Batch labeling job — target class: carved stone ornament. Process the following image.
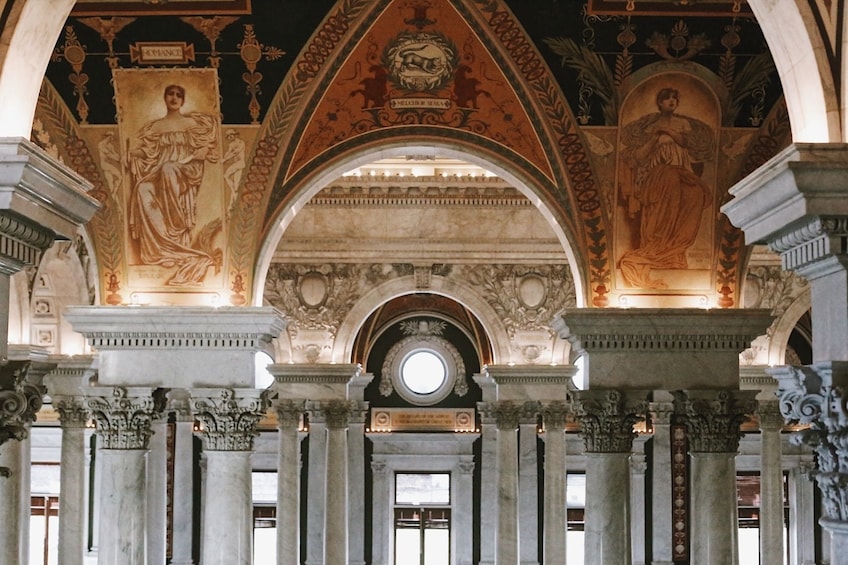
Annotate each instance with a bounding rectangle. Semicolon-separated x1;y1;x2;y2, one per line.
769;362;848;521
85;386;167;450
673;389;758;453
541;401;570;431
274;399;304;429
317;399;355;430
768;216;848;277
0;362;45;449
488;400;524;431
52;395;90;428
572;389;648;453
192;388;269;451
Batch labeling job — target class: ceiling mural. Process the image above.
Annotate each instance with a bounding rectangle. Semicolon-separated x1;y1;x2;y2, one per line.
34;0;787;310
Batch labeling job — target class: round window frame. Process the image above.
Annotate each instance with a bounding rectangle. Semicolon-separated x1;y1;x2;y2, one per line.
382;335;463;406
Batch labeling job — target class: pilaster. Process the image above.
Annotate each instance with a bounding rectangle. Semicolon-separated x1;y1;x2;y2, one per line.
541;401;570;565
757;400;786;565
274;399;304;565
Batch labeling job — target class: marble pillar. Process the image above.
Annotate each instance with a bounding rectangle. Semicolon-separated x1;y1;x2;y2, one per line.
573;389;648;565
305;415;326;565
86;386;165;565
630;437;648;565
275;400;303;565
169;390;196;565
321;400;352;565
788;460;816;565
758;401;786;564
674;389;757;565
192;388;268;565
53;395;89;565
519;415;539;565
478;411;498;565
370;459;390;565
346;371;371;565
490;401;522;564
541;402;569;565
648;396;675;565
147;415;168;565
457;456;475;565
772;362;848;559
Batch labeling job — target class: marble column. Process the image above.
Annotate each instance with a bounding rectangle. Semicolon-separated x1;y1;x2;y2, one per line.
758;400;786;564
305;414;326;565
541;402;569;565
456;456;475;565
648;396;675;565
674;389;757;565
630;437;648;565
0;361;45;565
147;415;168;564
370;459;390;565
169;389;196;565
573;389;648;565
44;355;96;565
788;459;817;565
192;388;268;565
346;372;371;565
85;386;165;565
489;401;522;564
53;395;89;565
275;400;303;565
519;412;539;565
320;400;352;565
478;409;498;565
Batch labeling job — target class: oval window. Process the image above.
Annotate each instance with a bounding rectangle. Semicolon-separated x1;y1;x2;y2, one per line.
401;350;447;395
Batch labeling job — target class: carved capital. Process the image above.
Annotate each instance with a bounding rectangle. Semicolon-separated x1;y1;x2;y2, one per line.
192;388;269;451
673;389;757;453
770;362;848;520
0;360;44;449
317;399;355;430
573;389;647;453
757;400;785;432
86;387;166;450
52;395;89;429
649;401;676;426
541;401;570;431
274;399;304;430
480;401;524;431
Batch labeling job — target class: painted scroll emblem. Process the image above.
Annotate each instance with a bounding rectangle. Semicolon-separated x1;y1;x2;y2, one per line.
384;31;457;92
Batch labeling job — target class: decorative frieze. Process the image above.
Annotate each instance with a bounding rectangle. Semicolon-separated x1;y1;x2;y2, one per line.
770;362;848;521
672;389;758;453
768;217;848;278
572;389;647;453
86;386;166;450
192;388;269;451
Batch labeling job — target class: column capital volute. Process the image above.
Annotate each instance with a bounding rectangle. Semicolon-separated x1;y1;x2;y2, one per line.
85;386;167;450
673;389;758;453
572;389;648;453
0;360;45;446
311;399;356;430
191;388;269;451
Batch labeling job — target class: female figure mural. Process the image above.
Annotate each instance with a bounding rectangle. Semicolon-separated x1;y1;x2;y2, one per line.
127;84;222;286
618;87;715;289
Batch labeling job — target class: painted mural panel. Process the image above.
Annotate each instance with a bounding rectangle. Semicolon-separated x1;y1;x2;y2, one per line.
615;73;718;294
113;68;226;295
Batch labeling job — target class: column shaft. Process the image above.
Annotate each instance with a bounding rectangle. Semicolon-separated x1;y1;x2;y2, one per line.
347;408;367;565
325;424;348;565
478;420;497;565
690;452;738;565
276;402;302;565
456;457;475;565
305;420;326;565
171;418;196;565
630;449;647;565
98;449;147;565
585;452;631;565
146;419;167;565
370;460;390;565
543;423;567;564
0;440;25;565
497;424;519;564
788;465;816;565
58;424;87;565
759;403;785;565
203;451;253;565
649;401;674;565
519;421;539;565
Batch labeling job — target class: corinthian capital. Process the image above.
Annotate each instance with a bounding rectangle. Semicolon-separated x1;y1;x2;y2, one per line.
85;386;166;450
572;389;648;453
541;401;570;431
673;389;757;453
192;388;269;451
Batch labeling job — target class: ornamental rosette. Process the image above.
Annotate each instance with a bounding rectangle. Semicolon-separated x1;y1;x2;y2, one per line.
192;388;269;451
